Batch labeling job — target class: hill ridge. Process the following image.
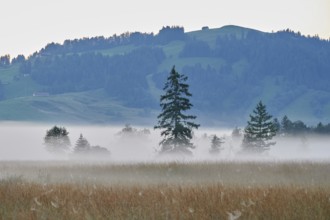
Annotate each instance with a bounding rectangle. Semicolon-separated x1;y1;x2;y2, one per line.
0;25;329;125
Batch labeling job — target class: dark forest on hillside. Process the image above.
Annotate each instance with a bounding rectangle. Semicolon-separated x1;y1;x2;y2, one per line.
1;26;330;124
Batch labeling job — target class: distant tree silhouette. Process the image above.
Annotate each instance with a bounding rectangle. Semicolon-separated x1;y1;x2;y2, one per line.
11;55;25;65
0;55;10;66
231;127;242;139
117;124;150;139
73;134;91;153
209;135;224;154
44;126;71;154
73;134;110;157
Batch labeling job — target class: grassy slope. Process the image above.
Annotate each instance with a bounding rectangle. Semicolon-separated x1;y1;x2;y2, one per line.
0;25;329;124
0;89;152;124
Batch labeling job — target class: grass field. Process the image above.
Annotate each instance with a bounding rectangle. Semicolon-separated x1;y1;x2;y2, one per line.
0;161;329;219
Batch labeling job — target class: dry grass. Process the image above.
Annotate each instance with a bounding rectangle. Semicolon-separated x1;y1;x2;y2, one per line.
0;161;330;219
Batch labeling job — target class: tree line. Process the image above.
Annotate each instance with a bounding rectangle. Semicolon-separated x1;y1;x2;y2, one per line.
25;47;165;107
277;116;330;136
36;26;185;56
45;66;330;158
44;125;110;158
153;66;330;154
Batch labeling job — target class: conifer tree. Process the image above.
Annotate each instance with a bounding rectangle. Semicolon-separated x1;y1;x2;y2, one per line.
154;66;200;154
73;134;91;153
281;115;293;135
73;134;110;158
209;135;224;154
242;101;277;152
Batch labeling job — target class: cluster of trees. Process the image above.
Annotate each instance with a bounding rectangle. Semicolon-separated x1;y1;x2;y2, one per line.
154;67;278;155
155;66;330;156
0;55;9;100
278;116;330;136
0;54;27;67
26;47;165;107
73;134;110;157
0;55;11;67
171;29;330;121
44;126;109;158
36;26;185;56
44;66;330;157
117;124;150;139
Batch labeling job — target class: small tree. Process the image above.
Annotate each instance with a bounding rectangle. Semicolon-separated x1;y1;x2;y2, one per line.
280;115;293;135
231;127;242;140
73;134;91;153
242;101;277;152
118;124;150;139
154;66;200;155
209;135;224;154
73;134;110;157
44;126;71;154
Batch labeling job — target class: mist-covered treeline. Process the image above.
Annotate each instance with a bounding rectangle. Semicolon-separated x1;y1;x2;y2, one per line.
277;115;330;136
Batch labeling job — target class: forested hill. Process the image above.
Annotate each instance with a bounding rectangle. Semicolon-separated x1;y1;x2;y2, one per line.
0;25;330;125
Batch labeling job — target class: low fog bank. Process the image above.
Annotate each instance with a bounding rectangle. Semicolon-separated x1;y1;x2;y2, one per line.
0;122;329;162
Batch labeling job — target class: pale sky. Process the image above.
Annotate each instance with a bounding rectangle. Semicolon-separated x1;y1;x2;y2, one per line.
1;0;329;57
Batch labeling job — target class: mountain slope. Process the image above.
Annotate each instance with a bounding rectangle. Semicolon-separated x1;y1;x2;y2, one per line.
0;25;329;125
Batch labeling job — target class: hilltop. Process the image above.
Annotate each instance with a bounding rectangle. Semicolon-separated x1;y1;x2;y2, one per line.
0;25;329;126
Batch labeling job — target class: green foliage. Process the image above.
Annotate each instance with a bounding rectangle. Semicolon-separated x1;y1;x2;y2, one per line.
155;66;200;154
44;126;71;153
242;101;277;152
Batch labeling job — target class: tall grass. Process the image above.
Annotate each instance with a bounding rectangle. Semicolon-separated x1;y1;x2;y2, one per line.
0;161;329;219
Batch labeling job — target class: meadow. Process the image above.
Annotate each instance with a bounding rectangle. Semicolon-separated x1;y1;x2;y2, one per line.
1;161;330;219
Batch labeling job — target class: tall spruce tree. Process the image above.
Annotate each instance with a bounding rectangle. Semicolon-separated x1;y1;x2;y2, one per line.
242;101;277;152
155;66;200;154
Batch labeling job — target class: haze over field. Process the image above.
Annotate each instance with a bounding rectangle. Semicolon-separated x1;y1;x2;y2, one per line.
0;122;329;162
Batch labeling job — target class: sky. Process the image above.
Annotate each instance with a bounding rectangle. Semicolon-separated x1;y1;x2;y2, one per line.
1;0;329;57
